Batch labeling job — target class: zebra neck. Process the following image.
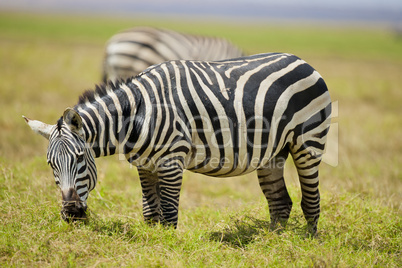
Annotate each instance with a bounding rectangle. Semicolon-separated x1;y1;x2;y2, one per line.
76;82;144;158
80;111;117;158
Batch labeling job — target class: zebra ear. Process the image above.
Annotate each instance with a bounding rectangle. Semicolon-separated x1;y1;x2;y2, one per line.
23;116;53;140
63;108;83;136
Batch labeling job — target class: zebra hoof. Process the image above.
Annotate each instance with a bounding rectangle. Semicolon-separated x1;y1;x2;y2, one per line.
305;223;318;238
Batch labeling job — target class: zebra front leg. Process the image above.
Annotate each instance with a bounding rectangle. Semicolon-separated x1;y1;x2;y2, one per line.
138;168;161;225
157;158;184;228
257;155;292;231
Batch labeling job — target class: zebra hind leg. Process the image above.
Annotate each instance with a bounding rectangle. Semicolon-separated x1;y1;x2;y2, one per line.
290;99;331;236
138;169;161;225
290;144;323;236
257;152;292;231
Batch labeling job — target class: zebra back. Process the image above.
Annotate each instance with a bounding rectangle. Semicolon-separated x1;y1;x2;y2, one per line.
102;27;244;82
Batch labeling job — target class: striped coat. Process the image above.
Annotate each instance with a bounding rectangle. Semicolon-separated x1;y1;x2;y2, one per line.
25;53;331;234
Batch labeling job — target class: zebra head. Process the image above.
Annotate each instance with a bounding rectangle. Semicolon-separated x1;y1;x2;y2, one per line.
23;108;97;222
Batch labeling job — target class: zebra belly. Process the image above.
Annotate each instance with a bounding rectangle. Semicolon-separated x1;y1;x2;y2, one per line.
187;158;262;178
185;116;276;177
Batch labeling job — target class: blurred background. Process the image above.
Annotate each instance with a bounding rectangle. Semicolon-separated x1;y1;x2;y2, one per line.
1;0;402;24
0;0;401;210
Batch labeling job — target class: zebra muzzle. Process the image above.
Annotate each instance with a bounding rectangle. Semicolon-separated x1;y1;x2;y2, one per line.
61;200;87;222
61;188;87;222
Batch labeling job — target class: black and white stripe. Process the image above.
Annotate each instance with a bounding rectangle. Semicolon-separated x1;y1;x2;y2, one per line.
26;53;331;234
102;27;244;82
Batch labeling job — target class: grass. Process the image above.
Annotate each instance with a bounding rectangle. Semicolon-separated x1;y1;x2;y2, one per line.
1;157;401;267
1;158;401;266
0;12;401;267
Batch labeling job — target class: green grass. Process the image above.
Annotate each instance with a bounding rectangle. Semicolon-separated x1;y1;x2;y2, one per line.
0;12;401;267
1;158;401;267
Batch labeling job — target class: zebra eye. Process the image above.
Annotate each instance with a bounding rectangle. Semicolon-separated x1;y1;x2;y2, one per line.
77;153;84;162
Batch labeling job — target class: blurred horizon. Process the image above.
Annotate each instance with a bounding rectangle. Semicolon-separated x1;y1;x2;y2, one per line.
1;0;401;26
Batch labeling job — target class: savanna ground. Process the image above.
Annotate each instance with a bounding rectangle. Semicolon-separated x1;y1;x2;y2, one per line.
0;12;401;267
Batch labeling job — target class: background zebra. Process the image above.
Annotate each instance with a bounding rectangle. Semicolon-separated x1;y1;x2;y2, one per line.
25;53;331;235
102;26;244;82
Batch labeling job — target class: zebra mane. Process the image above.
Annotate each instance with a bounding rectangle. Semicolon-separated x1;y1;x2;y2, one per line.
76;66;155;107
77;79;127;106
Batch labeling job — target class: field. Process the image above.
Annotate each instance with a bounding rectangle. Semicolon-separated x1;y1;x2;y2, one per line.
0;12;401;267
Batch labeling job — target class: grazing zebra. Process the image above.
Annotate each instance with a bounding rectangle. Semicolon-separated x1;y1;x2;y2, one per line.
102;26;244;82
24;53;331;234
